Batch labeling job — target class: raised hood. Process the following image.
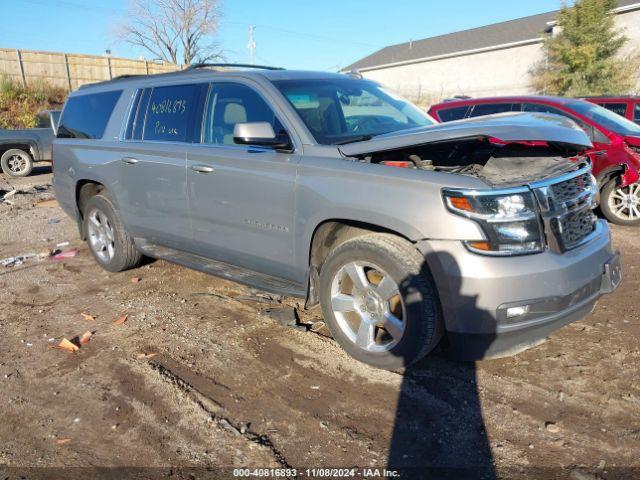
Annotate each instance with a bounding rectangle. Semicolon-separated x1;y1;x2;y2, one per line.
338;112;593;157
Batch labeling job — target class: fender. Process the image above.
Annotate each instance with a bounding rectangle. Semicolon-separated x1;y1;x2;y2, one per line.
596;163;639;188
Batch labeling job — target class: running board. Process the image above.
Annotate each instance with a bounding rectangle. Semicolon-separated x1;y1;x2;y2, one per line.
134;239;306;298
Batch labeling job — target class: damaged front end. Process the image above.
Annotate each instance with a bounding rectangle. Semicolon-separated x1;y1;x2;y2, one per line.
338;112;594;188
338;113;601;257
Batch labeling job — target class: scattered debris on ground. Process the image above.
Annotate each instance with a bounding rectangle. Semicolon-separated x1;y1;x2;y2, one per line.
1;171;638;475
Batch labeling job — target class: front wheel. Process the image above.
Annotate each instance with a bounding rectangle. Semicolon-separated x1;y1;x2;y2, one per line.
601;181;640;226
1;149;33;177
318;233;443;370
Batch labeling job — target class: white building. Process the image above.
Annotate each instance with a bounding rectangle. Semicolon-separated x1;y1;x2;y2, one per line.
343;1;640;103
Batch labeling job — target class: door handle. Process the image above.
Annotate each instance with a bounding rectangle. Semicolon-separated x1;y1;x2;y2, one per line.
122;157;139;165
191;165;215;174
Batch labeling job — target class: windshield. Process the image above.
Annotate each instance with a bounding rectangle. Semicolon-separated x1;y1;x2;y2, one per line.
273;78;435;145
567;100;640;137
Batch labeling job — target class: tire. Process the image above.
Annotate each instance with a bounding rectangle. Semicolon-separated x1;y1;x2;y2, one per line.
1;149;33;177
600;180;640;226
318;233;443;370
83;193;143;272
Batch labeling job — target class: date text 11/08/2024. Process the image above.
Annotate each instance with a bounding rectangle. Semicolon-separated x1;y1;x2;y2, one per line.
232;468;401;477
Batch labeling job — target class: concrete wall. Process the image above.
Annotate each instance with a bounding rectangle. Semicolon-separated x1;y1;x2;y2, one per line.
362;43;544;104
360;8;640;104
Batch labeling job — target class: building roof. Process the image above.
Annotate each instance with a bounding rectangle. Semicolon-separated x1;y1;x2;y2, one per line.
345;0;640;71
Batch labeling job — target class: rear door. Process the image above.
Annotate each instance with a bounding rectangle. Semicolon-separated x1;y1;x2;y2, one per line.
119;83;207;249
185;81;300;281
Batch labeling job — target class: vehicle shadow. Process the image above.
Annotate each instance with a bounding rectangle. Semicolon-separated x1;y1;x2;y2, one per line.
387;252;497;479
31;163;52;176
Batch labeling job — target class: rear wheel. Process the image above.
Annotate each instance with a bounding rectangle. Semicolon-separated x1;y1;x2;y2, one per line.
1;149;33;177
83;193;143;272
319;233;443;370
601;181;640;226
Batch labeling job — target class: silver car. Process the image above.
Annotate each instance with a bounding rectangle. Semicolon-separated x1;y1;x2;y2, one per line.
52;65;621;369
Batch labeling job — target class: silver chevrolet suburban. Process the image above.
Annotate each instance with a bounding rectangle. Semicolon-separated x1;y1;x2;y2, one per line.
52;65;622;369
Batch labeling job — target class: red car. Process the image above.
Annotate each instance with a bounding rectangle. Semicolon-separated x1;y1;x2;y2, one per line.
428;96;640;225
584;96;640;125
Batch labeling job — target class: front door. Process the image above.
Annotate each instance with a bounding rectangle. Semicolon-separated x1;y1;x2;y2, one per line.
186;82;300;282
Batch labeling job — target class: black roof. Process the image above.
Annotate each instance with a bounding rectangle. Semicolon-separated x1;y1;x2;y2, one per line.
345;0;640;71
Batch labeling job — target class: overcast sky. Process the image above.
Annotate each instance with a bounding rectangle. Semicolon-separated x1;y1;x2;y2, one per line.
1;0;569;70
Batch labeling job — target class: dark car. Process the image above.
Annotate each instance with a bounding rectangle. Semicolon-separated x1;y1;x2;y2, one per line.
583;96;640;125
0;110;60;177
429;97;640;225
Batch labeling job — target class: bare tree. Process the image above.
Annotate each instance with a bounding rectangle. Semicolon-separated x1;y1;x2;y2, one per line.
115;0;223;65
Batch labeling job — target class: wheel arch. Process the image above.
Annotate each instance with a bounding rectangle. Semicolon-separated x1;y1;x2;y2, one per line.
0;141;39;161
75;180;108;240
597;163;639;189
305;219;417;308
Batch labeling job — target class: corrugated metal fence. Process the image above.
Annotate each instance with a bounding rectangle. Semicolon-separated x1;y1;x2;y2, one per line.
0;48;181;90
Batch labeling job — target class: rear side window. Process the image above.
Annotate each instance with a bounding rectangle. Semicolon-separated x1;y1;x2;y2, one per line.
634;103;640;124
599;102;627;117
468;103;519;118
143;84;207;142
57;90;122;139
436;106;469;122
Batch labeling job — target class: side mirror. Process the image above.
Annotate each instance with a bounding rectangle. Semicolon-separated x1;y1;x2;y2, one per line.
233;122;291;150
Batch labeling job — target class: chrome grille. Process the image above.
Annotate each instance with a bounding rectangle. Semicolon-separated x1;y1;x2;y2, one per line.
532;165;598;252
556;208;597;249
548;172;593;205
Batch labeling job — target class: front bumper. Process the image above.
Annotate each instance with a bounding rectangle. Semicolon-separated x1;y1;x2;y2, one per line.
417;220;621;360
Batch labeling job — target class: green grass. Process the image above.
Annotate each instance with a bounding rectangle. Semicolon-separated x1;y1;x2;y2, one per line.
0;76;66;129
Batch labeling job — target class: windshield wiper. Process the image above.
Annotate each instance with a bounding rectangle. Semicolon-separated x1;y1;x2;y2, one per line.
334;135;373;145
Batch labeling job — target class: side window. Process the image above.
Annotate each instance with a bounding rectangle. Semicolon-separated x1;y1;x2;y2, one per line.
202;83;284;146
437;106;469;122
634;103;640;124
468;103;516;118
143;84;205;142
57;90;122;139
523;103;607;144
35;113;51;129
599;102;628;117
522;103;566;116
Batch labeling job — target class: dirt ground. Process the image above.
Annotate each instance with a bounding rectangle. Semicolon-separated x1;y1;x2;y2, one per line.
0;167;638;480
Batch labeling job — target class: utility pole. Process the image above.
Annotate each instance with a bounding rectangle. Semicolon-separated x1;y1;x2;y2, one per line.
248;25;256;65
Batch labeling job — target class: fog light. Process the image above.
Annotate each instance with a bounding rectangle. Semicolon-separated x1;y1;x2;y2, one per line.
506;305;530;318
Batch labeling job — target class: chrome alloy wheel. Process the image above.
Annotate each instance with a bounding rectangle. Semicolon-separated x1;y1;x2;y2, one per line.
608;183;640;221
87;208;115;263
330;261;406;353
6;152;29;174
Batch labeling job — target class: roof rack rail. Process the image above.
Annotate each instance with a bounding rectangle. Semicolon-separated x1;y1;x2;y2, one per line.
111;74;145;81
186;63;285;71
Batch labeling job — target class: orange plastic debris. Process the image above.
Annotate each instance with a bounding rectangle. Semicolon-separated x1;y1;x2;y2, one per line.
55;438;71;445
131;277;141;284
113;315;128;325
56;338;79;353
81;313;96;321
79;331;92;345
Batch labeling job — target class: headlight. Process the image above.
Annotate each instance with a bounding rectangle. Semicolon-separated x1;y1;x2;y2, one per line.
443;189;544;256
